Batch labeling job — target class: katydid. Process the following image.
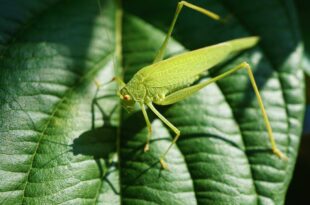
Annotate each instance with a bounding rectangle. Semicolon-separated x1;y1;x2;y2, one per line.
102;1;288;169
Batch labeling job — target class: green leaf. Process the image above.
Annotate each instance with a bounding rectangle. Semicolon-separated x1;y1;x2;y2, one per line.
0;0;305;205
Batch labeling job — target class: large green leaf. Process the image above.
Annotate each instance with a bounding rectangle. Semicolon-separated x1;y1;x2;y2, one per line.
0;0;305;204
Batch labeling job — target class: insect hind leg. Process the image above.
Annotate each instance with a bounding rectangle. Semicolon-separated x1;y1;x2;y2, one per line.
205;62;287;160
153;1;220;63
153;62;287;164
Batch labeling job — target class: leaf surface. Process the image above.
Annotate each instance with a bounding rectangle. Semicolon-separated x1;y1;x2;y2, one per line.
0;0;305;204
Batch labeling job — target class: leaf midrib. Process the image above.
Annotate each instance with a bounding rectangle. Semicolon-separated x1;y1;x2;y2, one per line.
19;51;114;203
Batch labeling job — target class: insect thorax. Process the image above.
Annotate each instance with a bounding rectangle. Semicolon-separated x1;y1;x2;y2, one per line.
125;74;166;104
126;72;199;104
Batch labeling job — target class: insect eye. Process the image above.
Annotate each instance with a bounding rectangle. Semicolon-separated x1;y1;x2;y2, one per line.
123;94;131;101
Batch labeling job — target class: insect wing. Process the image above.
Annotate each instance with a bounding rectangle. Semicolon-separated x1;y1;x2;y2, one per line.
139;37;259;88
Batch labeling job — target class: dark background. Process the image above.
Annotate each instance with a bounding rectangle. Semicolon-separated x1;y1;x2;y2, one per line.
285;0;310;204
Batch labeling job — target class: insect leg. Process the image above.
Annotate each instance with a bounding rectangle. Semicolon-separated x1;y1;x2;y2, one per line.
112;76;126;88
95;76;126;100
140;103;152;152
147;103;180;169
153;1;220;63
156;62;287;160
95;76;125;90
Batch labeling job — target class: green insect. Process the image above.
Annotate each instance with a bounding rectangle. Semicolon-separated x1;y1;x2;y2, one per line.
102;1;287;169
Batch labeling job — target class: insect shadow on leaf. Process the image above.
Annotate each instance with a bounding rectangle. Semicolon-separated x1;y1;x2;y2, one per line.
70;86;121;194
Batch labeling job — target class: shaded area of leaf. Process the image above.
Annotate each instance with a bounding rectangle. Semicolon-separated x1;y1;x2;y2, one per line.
0;0;120;204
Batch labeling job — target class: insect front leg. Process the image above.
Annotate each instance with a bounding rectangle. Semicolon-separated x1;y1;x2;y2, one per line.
147;103;180;170
95;76;126;99
153;1;220;63
140;103;152;152
95;76;125;91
